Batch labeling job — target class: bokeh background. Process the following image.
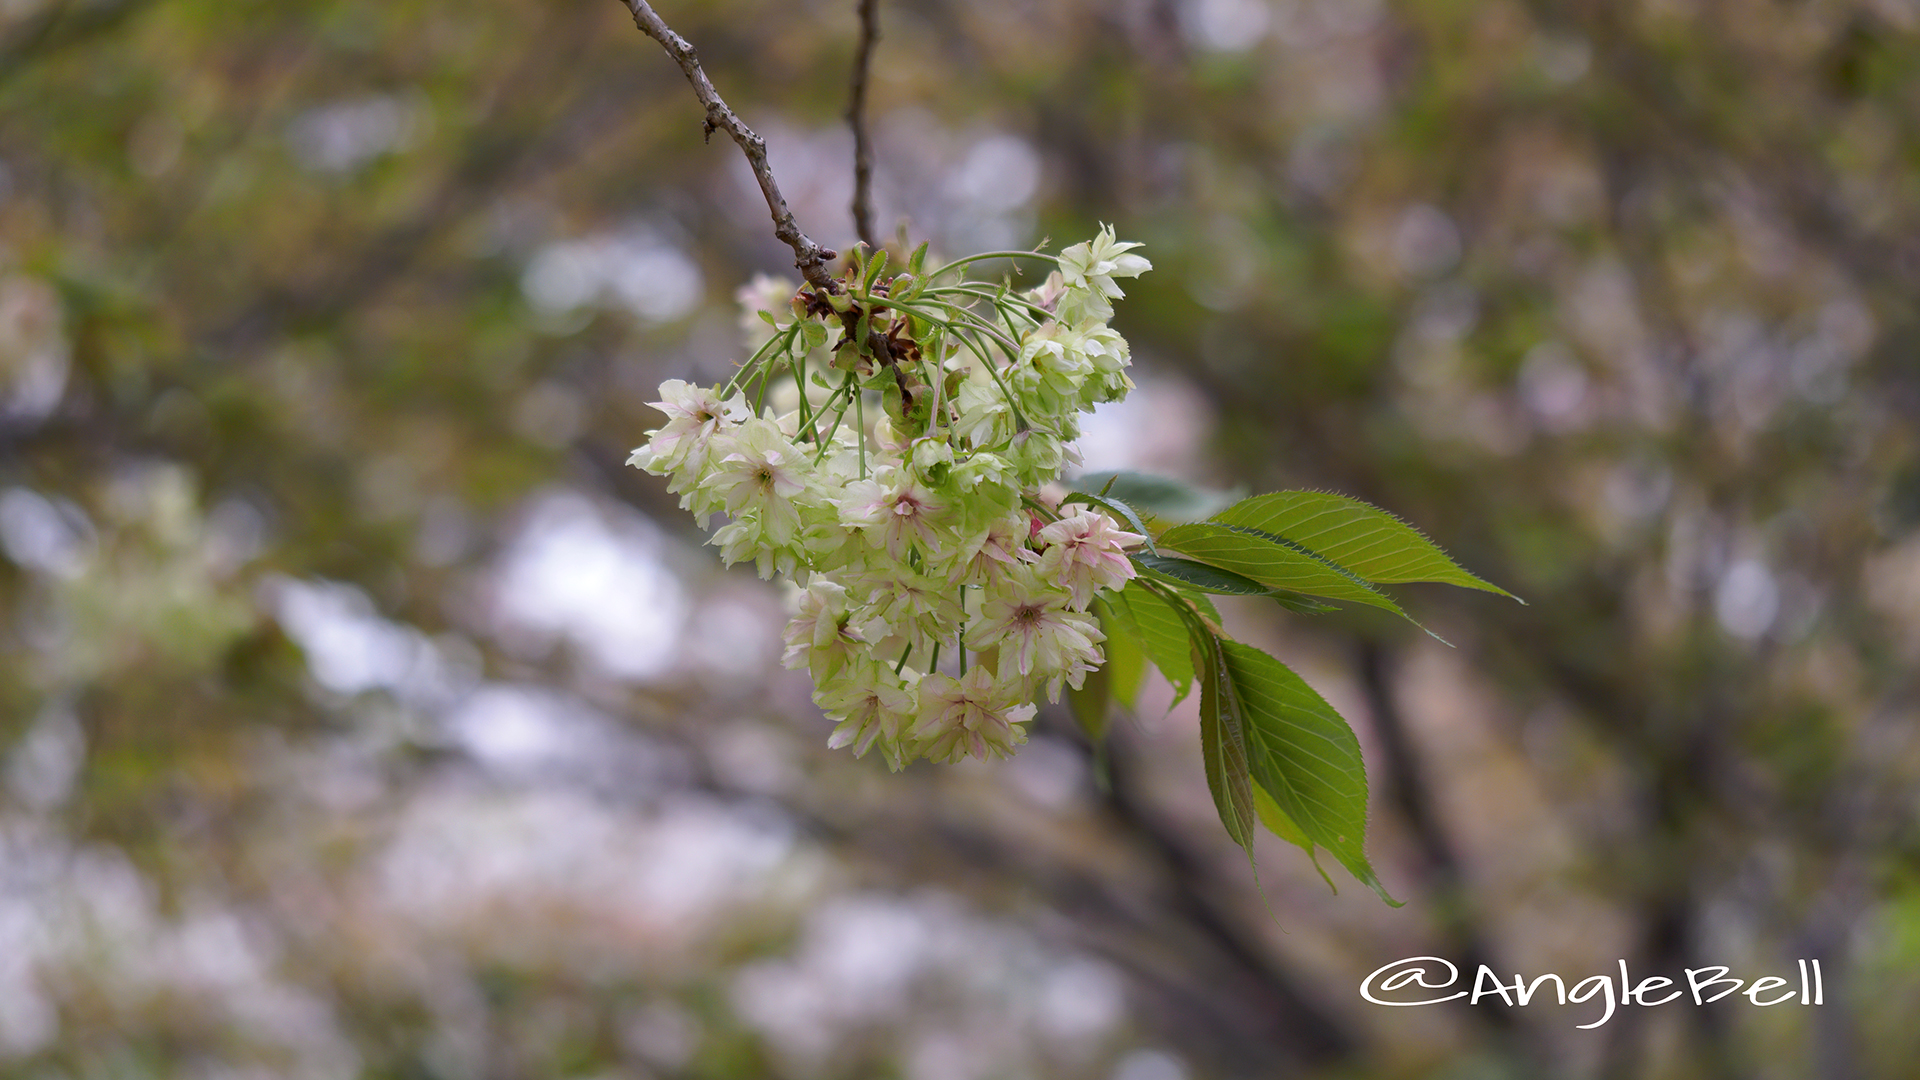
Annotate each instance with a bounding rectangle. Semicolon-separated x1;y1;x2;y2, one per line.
4;0;1919;1077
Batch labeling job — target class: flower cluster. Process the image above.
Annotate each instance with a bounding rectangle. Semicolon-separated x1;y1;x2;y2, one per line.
629;229;1151;768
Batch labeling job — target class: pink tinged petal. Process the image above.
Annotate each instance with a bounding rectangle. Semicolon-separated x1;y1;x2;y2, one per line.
781;638;810;671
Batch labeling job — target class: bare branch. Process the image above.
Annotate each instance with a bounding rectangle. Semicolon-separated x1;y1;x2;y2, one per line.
847;0;881;249
615;0;840;291
617;0;917;401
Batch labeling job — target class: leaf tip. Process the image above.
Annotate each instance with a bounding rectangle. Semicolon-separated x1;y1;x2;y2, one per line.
1356;869;1404;907
1245;855;1292;933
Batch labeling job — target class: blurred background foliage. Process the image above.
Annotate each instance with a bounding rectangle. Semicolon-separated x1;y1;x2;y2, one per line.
2;0;1919;1077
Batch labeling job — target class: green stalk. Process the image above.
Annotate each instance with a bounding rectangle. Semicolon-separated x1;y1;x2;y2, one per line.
927;352;947;435
721;323;800;399
860;294;1021;356
793;346;815;438
1021;494;1064;523
926;283;1052;324
927;250;1061;280
813;373;858;464
976;342;1030;432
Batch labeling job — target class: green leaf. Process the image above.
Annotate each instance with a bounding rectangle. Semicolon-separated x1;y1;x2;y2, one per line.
1196;633;1257;854
1132;552;1274;597
1212;490;1519;601
1129;569;1223;625
1131;554;1330;617
863;248;889;291
1069;471;1240;522
908;240;930;277
1093;594;1146;712
1157;522;1432;634
854;310;875;357
1266;591;1339;616
1060;491;1156;553
1221;640;1401;906
1253;785;1336;893
1066;649;1112;744
1113;580;1196;707
1179;588;1223;625
1142;576;1243;644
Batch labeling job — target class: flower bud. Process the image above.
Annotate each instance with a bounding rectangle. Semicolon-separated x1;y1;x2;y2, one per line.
912;437;954;485
1009;430;1065;482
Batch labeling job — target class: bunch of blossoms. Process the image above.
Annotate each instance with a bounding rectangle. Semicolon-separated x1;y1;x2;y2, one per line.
629;229;1152;770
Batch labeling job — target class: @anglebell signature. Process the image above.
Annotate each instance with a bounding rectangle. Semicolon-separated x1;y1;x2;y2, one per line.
1360;955;1825;1029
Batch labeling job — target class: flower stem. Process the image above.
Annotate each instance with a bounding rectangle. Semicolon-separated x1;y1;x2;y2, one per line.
859;294;1021;356
793;346;815;437
1021;494;1063;522
927;283;1051;323
977;347;1030;431
722;323;799;399
927;250;1061;280
813;373;858;463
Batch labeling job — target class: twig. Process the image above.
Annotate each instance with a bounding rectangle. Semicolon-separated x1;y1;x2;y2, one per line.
615;0;841;292
616;0;912;385
847;0;881;249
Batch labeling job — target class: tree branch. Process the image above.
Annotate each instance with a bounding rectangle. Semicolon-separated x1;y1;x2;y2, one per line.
847;0;881;249
616;0;906;391
1357;643;1537;1066
615;0;840;292
1026;708;1355;1068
